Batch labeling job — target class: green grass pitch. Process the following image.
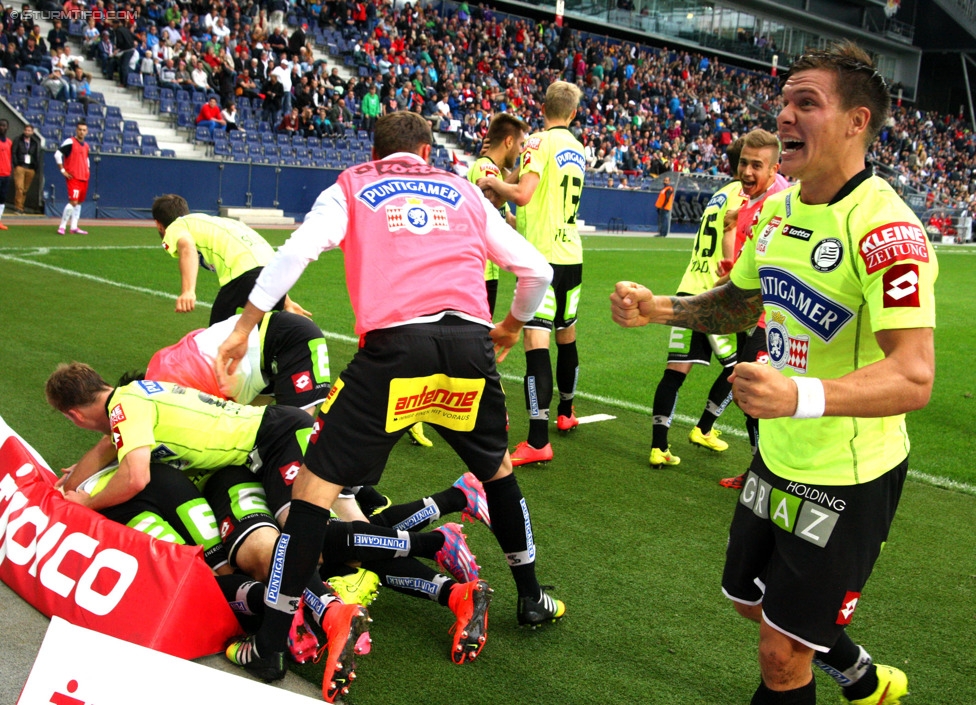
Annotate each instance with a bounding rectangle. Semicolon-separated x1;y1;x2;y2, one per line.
1;226;974;704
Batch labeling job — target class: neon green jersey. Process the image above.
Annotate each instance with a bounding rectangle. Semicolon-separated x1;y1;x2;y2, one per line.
516;126;584;265
731;174;938;485
161;213;277;286
107;379;266;489
677;181;746;294
468;155;506;281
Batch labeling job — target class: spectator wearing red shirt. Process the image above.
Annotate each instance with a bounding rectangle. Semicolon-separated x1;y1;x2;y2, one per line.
195;96;226;141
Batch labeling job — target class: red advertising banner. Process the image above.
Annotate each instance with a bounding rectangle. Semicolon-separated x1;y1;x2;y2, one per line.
0;416;241;660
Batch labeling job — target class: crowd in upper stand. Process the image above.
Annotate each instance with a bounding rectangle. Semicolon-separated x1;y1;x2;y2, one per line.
2;0;974;214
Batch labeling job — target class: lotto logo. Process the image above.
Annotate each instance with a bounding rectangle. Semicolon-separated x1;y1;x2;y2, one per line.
836;591;860;625
292;371;312;393
220;517;234;539
279;462;301;485
883;264;920;308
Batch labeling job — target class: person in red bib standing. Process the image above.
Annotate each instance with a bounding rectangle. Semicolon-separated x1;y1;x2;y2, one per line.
54;119;90;235
0;119;11;230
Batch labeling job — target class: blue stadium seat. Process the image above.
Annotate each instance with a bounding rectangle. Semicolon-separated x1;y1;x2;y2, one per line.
195;125;214;143
143;84;160;104
228;130;244;143
88;92;105;105
213;141;232;158
142;135;158;149
102;129;122;146
123;120;140;134
66;102;85;118
121;143;140;155
159;96;176;116
126;73;143;88
105;116;122;131
306;136;321;149
106;106;122;119
122;132;140;147
160;149;176;157
87;104;105;118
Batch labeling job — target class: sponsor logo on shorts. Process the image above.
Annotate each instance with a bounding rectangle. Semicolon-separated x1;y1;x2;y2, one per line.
782;224;813;241
811;238;843;272
386;575;439;596
109;404;126;426
137;380;165;395
112;427;123;450
319;378;344;416
220;517;234;539
292;371;312;393
739;471;841;547
386;374;485;433
279;462;301;486
859;222;929;274
266;534;290;604
355;178;463;210
766;312;809;373
836;591;860;625
882;264;920;308
392;503;438;530
759;267;853;342
353;534;409;551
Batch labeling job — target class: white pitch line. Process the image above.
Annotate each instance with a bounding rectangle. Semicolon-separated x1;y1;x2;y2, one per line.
5;249;975;496
576;413;616;424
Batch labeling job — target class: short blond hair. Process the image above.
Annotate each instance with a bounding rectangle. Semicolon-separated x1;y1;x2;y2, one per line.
741;129;781;160
543;81;582;121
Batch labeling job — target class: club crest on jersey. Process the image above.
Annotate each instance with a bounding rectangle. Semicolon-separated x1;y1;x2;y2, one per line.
811;238;844;272
756;217;781;255
554;149;586;172
386;198;449;234
356;178;463;211
759;266;853;342
766;311;809;373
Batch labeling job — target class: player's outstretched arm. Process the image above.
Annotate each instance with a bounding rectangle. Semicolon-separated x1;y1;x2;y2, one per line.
175;236;199;313
216;301;266;381
611;280;762;334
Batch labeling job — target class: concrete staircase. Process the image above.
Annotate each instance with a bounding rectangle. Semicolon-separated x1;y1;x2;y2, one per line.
219;206;294;226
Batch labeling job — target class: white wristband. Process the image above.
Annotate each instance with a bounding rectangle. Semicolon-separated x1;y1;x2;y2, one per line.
791;377;825;419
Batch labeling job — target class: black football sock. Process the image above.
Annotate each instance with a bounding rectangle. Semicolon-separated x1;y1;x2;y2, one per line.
697;367;733;434
255;499;332;656
524;348;552;448
369;488;465;530
652;368;685;449
363;557;453;604
555;340;578;418
814;631;877;700
750;678;816;704
215;573;265;632
484;473;540;598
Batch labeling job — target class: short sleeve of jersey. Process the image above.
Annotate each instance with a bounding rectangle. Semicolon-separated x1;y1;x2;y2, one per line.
108;386;157;463
850;187;938;333
161;219;192;258
519;131;548;181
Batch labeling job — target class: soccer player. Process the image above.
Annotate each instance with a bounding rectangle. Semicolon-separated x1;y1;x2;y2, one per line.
478;80;585;465
151;194;311;325
646;138;746;469
147;310;332;412
611;41;936;705
716;129;791;489
54;119;90;235
468;113;527;317
215;111;561;687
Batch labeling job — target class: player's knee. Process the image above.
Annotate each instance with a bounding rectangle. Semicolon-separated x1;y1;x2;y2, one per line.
733;601;762;623
235;525;281;583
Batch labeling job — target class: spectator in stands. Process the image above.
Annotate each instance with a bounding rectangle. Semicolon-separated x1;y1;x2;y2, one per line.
261;73;284;125
312;105;332;138
12;123;39;214
2;42;20;79
69;67;93;113
196;96;226;141
329;96;353;135
47;18;67;52
190;57;211;92
271;56;293;115
288;22;308;56
112;19;137;87
222;101;242;133
276;106;299;135
96;30;115;78
361;83;381;134
19;36;49;79
655;176;675;237
41;67;70;100
298;105;316;138
235;68;260;100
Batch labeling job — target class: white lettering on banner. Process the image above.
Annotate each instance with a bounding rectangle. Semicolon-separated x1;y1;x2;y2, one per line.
0;475;140;615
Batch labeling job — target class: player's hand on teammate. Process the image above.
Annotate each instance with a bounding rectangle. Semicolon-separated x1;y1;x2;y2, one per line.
175;291;197;313
283;296;313;319
729;362;798;419
215;328;249;383
610;281;656;328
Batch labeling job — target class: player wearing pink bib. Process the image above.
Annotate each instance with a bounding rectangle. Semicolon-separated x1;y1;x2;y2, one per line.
54;120;90;235
216;112;560;696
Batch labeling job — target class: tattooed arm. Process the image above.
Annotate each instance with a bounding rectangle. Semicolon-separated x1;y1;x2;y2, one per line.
610;280;763;334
